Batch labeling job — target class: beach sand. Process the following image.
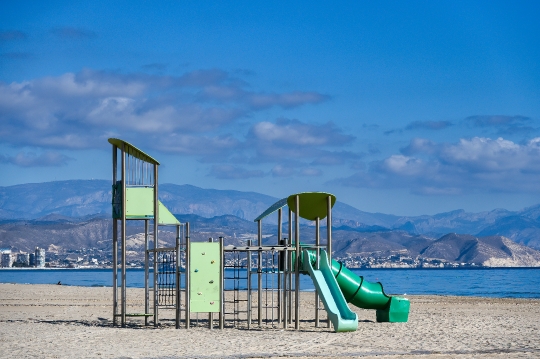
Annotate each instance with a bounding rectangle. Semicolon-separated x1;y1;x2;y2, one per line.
1;283;539;358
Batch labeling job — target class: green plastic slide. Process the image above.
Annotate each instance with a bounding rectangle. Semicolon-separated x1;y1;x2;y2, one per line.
302;249;410;323
328;255;410;322
302;249;358;332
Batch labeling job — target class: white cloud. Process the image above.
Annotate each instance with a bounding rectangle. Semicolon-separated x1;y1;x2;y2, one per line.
0;69;329;151
439;137;533;172
334;137;540;195
154;134;241;156
251;118;352;146
271;165;296;177
380;155;429;176
248;92;329;109
0;69;362;181
0;151;74;167
401;138;437;155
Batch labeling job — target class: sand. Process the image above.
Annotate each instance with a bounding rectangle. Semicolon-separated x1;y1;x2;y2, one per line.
1;283;539;359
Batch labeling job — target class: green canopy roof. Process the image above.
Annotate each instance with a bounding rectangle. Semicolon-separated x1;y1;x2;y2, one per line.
108;138;160;165
254;192;337;222
287;192;336;220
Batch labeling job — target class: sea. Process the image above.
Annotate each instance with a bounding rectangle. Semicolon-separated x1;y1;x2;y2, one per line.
1;267;540;298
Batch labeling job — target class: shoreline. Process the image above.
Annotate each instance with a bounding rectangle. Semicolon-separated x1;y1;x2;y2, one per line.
2;281;540;300
1;283;540;358
3;266;540;270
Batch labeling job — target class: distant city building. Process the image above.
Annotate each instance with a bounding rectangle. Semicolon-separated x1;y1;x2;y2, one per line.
35;247;46;268
1;249;13;268
16;253;30;266
29;253;35;266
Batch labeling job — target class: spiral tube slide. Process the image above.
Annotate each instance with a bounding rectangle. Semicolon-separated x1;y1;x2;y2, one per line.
302;250;410;322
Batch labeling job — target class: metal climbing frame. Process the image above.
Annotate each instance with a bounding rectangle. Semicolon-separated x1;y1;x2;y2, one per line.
258;247;280;327
218;203;298;330
222;241;291;329
223;245;250;328
153;224;187;328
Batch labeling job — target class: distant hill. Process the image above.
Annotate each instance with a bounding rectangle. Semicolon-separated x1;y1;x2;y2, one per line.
3;215;539;267
419;233;540;267
2;180;540;250
0;180;399;225
0;180;111;219
392;208;515;235
476;215;540;249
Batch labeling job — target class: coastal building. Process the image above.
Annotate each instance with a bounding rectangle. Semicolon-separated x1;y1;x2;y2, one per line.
16;253;30;266
35;247;46;268
1;249;13;268
29;253;35;266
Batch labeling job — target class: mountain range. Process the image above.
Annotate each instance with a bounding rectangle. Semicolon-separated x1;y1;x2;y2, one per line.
1;180;540;267
1;180;540;249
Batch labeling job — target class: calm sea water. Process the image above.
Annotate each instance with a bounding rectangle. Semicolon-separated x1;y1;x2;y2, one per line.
1;268;539;298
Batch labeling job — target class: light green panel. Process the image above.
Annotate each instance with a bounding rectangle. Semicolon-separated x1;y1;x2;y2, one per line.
125;187;154;218
190;242;221;313
158;201;180;225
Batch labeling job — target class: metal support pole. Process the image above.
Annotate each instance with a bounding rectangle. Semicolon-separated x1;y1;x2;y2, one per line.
247;239;252;329
327;195;332;328
112;145;118;326
315;216;320;327
153;163;159;327
112;219;118;326
121;145;126;328
295;195;300;330
257;220;262;327
277;208;282;323
185;222;190;329
219;236;224;330
208;237;214;329
282;240;288;329
144;220;150;326
288;208;292;325
175;225;181;329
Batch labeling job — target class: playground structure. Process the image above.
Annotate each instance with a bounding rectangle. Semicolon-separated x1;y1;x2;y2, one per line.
109;138;410;332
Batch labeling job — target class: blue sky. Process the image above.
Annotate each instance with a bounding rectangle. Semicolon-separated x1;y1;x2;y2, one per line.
1;1;540;216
